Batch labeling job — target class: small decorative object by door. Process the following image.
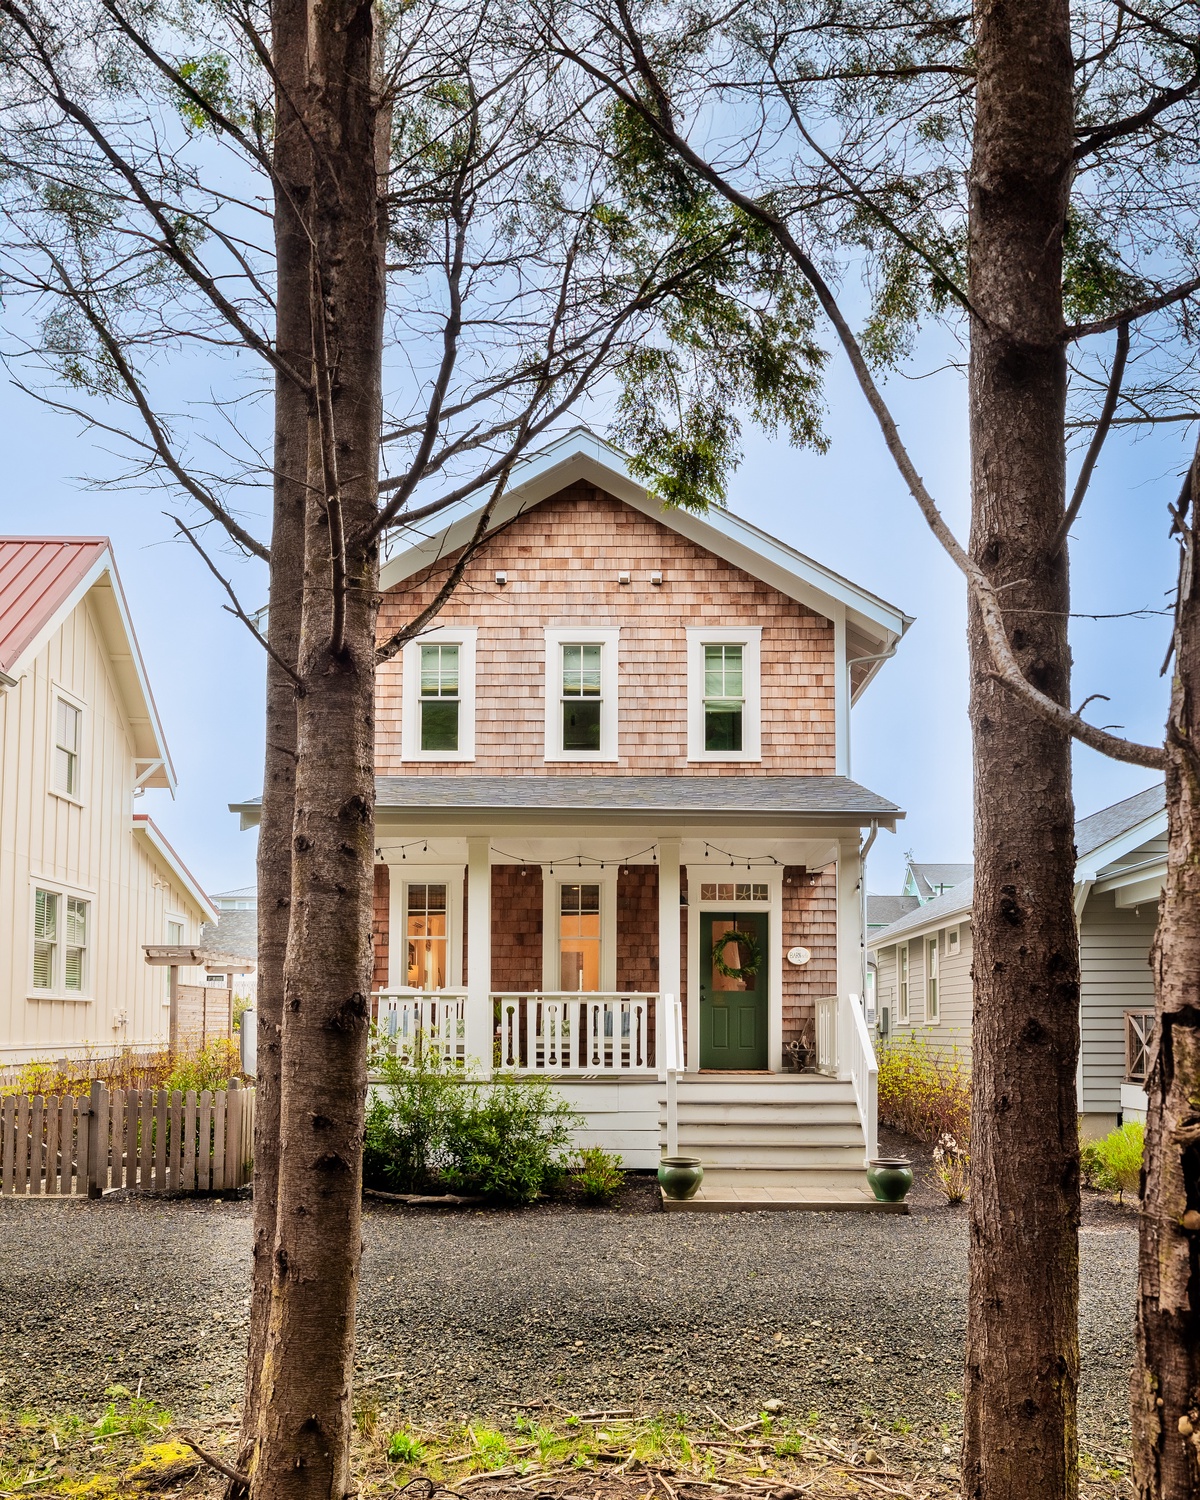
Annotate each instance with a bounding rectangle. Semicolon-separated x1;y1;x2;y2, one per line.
866;1157;914;1204
658;1156;704;1201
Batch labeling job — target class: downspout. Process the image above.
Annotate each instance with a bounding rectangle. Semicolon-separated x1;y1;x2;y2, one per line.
859;820;880;1008
845;641;900;778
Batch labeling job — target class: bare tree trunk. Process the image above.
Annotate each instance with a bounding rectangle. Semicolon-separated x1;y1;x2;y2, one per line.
250;0;386;1492
962;1;1081;1497
1133;442;1200;1500
233;0;311;1487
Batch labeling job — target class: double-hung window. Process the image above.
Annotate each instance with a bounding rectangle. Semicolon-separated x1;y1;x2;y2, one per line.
400;628;476;761
544;627;619;760
897;944;910;1024
419;644;460;751
32;887;90;995
53;695;82;798
926;936;940;1023
686;627;761;761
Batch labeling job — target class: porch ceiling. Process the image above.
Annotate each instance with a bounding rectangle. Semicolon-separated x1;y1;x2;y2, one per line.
371;774;902;829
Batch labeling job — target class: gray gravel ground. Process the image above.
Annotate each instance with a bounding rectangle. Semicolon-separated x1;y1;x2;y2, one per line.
0;1186;1136;1453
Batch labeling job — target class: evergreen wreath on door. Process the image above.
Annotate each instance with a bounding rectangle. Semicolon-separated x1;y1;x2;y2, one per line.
711;929;762;981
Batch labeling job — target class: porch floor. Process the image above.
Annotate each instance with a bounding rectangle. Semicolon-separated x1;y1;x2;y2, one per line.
661;1168;909;1213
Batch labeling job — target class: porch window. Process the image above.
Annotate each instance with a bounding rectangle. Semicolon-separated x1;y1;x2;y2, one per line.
420;644;460;752
406;883;448;990
561;644;602;752
33;888;58;990
559;884;601;992
926;936;939;1023
700;882;768;902
898;944;910;1024
703;645;744;751
54;696;82;798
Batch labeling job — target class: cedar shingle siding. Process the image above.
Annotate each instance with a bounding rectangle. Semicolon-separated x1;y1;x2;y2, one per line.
376;486;835;776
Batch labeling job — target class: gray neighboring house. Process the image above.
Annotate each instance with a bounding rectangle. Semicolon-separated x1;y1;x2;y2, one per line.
200;885;258;1003
868;783;1166;1135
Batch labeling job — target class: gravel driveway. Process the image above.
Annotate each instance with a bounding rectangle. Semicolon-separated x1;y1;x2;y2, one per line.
0;1188;1136;1451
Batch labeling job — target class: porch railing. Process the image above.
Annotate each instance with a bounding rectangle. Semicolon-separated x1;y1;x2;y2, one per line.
815;992;878;1165
373;992;467;1067
494;992;658;1074
1125;1009;1156;1085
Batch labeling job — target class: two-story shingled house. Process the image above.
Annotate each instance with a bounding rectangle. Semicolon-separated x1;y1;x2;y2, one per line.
239;430;911;1207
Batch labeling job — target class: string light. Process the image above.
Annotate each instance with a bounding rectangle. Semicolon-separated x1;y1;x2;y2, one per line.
702;842;782;868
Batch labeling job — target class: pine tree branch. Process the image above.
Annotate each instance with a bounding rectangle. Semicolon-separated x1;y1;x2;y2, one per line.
1052;319;1130;554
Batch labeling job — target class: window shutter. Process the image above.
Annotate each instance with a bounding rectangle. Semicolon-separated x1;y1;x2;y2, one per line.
33;889;58;989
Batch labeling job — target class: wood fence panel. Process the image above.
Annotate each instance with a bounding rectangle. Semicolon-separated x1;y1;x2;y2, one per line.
225;1080;241;1191
212;1090;226;1191
183;1091;197;1190
94;1085;110;1195
45;1096;60;1196
30;1097;44;1195
74;1093;89;1200
125;1089;139;1191
107;1089;122;1189
59;1097;75;1195
14;1094;29;1195
139;1091;153;1187
1;1096;13;1195
169;1091;182;1190
198;1092;212;1191
153;1092;167;1192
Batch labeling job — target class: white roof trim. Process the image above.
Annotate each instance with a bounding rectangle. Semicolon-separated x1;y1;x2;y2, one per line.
132;816;219;923
380;429;912;674
1077;809;1169;882
5;547;176;793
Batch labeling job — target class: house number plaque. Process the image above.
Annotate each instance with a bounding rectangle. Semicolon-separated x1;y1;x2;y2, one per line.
786;946;812;966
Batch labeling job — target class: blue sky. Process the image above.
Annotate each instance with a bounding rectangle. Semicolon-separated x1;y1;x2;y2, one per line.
0;324;1177;897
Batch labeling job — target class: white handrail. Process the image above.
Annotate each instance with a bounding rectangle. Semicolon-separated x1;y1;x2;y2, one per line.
839;992;879;1164
815;994;839;1074
492;992;660;1074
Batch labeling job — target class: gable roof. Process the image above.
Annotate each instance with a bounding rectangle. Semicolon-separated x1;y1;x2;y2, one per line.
867;893;921;928
1076;782;1166;862
379;428;912;702
870;781;1170;947
132;814;218;923
906;862;973;900
0;538;175;791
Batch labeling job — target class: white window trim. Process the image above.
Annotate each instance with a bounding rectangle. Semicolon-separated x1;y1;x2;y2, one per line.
685;626;762;762
28;878;94;1002
543;626;620;763
926;934;941;1025
897;943;910;1025
541;866;618;993
163;913;187;1005
946;926;961;956
49;683;86;806
387;864;464;991
400;627;477;762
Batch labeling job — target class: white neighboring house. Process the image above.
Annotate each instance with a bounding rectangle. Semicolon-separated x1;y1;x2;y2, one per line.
200;886;258;1004
869;783;1166;1135
0;537;217;1063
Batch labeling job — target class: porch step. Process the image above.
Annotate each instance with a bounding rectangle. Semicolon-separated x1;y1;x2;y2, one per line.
660;1074;867;1172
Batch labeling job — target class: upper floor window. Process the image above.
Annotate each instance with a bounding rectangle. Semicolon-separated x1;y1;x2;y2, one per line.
53;695;82;798
544;627;619;761
32;887;89;995
401;628;476;761
686;627;761;761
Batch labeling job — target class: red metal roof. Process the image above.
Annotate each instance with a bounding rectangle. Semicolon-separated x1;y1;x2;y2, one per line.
0;538;110;677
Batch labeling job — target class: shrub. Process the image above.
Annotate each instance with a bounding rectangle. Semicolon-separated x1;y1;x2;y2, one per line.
877;1037;970;1145
162;1039;243;1096
1081;1120;1143;1202
364;1039;580;1204
442;1075;578;1204
365;1045;464;1193
384;1430;425;1465
932;1133;969;1203
573;1145;624;1203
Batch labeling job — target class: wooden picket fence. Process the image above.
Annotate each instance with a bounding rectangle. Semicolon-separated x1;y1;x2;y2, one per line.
0;1080;253;1198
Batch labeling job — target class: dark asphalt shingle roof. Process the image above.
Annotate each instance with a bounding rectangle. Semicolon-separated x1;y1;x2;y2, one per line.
1075;782;1166;859
200;909;257;963
373;774;901;818
867;893;921;927
908;862;973;898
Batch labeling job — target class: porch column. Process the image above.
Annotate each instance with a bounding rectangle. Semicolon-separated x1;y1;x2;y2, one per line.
657;838;682;1068
466;837;492;1076
836;835;863;999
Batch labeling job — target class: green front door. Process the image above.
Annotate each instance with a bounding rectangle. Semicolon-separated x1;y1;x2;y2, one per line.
699;912;768;1069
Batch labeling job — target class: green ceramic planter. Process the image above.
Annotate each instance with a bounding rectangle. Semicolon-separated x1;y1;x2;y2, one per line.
866;1158;914;1204
658;1156;704;1201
